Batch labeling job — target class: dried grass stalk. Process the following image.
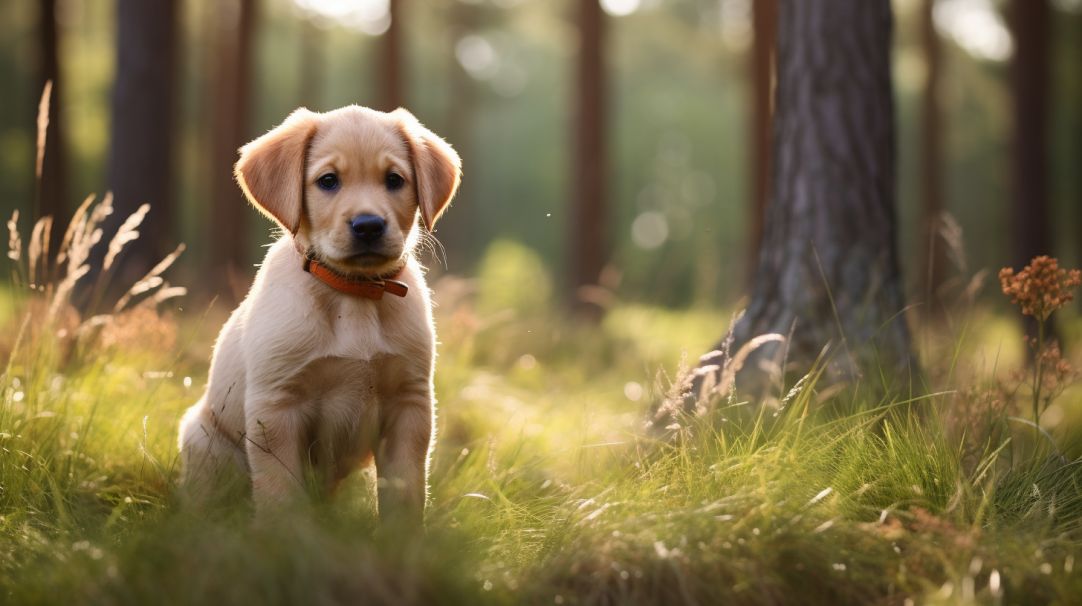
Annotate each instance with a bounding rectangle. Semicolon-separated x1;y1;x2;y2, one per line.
66;192;111;275
56;193;96;267
49;264;90;321
114;243;184;313
651;331;786;433
650;349;695;431
36;81;52;179
48;193;116;322
716;334;786;398
7;210;21;262
28;216;52;287
75;314;115;340
136;283;187;309
940;211;966;275
104;203;150;271
698;311;741;400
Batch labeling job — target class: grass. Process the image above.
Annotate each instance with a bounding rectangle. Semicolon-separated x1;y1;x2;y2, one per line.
0;244;1080;606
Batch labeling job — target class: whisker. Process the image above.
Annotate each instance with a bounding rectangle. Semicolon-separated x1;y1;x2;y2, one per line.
420;230;448;269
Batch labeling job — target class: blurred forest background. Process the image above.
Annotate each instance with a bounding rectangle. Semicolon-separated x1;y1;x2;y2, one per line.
0;0;1081;317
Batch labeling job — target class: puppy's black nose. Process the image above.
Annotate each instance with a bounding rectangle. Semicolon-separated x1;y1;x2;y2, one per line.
351;215;386;243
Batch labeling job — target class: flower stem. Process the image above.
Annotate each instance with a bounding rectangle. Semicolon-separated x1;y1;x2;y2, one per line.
1033;319;1045;447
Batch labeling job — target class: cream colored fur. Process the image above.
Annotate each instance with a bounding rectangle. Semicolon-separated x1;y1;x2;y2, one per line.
177;105;460;528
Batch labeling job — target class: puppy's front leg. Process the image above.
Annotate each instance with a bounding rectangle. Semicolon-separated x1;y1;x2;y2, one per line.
245;403;309;519
375;388;433;530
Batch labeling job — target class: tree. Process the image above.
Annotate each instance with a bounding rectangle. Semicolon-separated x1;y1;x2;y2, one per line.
919;0;948;320
106;0;177;282
569;0;608;320
1007;0;1052;308
430;0;482;272
717;0;910;388
208;0;256;300
747;0;777;286
37;0;67;257
377;0;404;112
299;16;323;111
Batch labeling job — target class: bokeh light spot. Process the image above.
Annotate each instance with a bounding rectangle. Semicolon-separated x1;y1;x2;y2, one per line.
631;212;668;250
601;0;640;17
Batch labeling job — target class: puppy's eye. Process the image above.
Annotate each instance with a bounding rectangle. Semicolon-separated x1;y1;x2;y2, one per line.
385;173;404;191
317;173;338;190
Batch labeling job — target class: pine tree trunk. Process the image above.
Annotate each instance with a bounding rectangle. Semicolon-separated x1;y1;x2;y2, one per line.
107;0;177;282
378;0;404;112
1008;0;1052;321
299;17;322;111
747;0;777;286
919;0;948;320
37;0;67;258
208;0;256;301
432;0;481;271
730;0;910;385
570;0;607;320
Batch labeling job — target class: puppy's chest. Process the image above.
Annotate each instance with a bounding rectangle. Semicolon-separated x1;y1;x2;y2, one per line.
293;303;418;398
318;298;398;359
291;355;386;407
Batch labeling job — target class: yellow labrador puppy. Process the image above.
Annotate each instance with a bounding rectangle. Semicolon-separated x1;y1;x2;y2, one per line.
178;105;460;527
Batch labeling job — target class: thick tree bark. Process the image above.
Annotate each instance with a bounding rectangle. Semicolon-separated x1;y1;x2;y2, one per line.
208;0;256;300
377;0;404;112
107;0;177;282
37;0;67;257
728;0;910;384
570;0;608;320
919;0;948;320
1008;0;1052;290
747;0;777;286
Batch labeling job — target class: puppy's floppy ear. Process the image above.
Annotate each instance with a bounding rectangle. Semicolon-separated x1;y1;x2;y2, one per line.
235;108;321;235
392;109;462;231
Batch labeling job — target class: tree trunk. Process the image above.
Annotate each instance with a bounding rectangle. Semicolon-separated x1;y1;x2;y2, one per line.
37;0;67;259
727;0;910;386
1077;13;1082;273
299;16;322;111
377;0;404;112
107;0;177;283
570;0;607;320
432;0;481;272
747;0;777;286
919;0;948;320
1008;0;1052;337
208;0;256;301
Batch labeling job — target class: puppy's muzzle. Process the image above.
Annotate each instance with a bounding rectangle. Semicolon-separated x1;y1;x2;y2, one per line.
351;215;386;245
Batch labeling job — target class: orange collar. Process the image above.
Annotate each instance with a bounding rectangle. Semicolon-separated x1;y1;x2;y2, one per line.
303;258;409;300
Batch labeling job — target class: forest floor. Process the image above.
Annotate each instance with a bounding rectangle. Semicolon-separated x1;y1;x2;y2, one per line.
1;242;1081;605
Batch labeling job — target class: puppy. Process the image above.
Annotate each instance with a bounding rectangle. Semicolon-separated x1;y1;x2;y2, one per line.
177;105;461;528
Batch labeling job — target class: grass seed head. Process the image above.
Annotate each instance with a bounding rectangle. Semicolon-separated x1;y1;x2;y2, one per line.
35;81;52;179
104;203;149;271
7;210;20;263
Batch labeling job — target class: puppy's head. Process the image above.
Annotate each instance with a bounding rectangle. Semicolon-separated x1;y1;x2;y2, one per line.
235;106;461;278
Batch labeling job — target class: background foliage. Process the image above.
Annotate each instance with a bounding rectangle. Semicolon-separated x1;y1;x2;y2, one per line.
1;0;1080;308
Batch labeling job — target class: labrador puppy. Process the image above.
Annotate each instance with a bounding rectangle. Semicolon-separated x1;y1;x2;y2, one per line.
177;105;461;528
